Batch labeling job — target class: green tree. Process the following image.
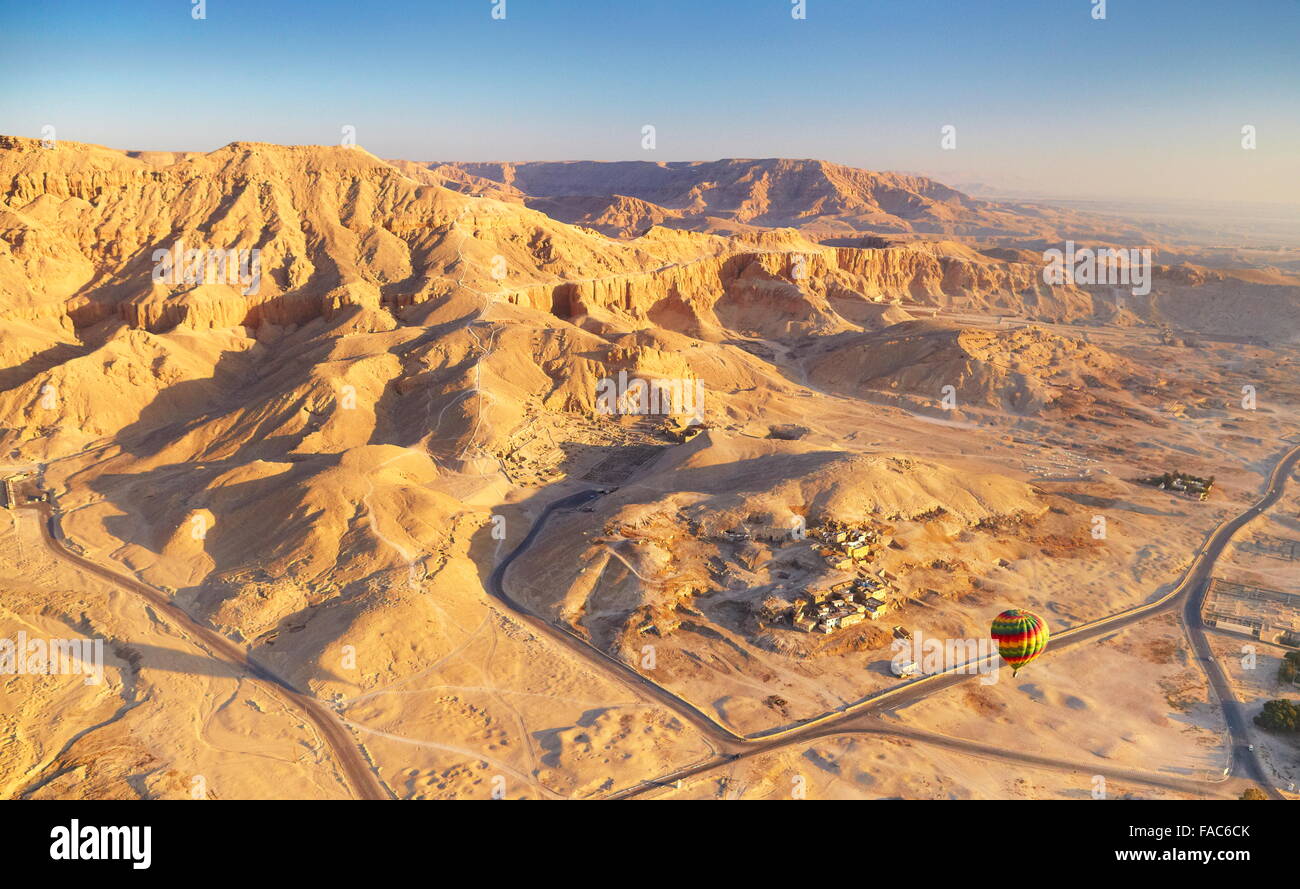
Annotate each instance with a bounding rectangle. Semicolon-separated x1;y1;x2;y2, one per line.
1281;652;1300;685
1281;659;1297;685
1255;699;1300;733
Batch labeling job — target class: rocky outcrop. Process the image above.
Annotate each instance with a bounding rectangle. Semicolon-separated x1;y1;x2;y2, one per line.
4;137;1292;345
0;138;675;334
502;242;1094;335
431;158;987;233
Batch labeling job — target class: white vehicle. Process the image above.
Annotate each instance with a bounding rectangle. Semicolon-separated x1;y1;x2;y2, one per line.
892;660;920;679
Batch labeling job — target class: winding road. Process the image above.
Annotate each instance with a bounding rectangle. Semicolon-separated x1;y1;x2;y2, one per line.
23;502;390;801
1179;444;1300;800
488;489;747;747
491;442;1300;798
20;439;1298;800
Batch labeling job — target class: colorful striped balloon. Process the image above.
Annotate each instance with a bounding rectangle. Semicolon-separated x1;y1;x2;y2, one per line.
990;608;1050;675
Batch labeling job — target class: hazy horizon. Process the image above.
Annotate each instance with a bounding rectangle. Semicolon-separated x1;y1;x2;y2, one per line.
3;0;1298;203
5;0;1300;817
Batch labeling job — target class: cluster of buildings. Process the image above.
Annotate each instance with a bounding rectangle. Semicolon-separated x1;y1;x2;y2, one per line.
752;520;901;635
1202;578;1300;646
788;576;893;634
1139;470;1215;500
809;521;889;571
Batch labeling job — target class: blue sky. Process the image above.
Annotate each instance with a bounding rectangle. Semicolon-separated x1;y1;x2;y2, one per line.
2;0;1297;202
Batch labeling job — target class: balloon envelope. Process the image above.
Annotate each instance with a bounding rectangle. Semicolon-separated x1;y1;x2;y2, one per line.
990;608;1050;675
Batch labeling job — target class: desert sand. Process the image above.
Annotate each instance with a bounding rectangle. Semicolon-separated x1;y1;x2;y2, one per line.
2;136;1297;799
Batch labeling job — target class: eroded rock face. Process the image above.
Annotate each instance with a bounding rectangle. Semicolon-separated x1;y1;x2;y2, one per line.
13;136;1289;352
5;129;1299;800
0;138;687;335
427;158;995;235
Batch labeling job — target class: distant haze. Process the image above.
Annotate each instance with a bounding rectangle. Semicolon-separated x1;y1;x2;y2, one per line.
2;0;1297;206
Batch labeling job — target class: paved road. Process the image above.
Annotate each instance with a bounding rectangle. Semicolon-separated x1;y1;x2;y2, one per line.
497;443;1300;798
608;719;1237;800
488;490;747;750
27;437;1295;800
781;444;1300;741
24;503;390;801
1179;444;1300;800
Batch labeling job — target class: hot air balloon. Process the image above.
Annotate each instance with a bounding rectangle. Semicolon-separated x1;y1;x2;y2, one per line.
990;608;1050;675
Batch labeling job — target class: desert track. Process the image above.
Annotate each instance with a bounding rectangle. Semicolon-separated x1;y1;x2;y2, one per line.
488;489;748;748
25;503;390;801
493;443;1300;798
24;441;1297;800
